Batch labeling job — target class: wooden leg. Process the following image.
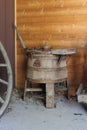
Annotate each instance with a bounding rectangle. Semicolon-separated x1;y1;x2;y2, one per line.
23;80;28;100
46;83;54;108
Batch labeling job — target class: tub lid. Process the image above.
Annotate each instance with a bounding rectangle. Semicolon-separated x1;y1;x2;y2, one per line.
51;48;77;55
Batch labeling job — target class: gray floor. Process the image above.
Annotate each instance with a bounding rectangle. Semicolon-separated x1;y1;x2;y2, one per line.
0;92;87;130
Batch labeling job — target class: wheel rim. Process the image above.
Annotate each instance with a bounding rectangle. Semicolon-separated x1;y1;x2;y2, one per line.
0;41;13;117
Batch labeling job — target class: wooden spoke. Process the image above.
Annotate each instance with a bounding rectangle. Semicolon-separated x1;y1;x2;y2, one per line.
0;79;8;85
0;64;7;67
0;96;4;104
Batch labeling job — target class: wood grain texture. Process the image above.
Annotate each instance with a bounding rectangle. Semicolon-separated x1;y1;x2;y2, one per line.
16;0;87;96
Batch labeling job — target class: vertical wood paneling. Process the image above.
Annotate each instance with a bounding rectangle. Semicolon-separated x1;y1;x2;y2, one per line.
16;0;87;96
5;0;15;73
0;0;15;84
0;0;6;44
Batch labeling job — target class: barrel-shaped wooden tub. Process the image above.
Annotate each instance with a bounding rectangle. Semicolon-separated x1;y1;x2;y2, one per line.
26;52;67;83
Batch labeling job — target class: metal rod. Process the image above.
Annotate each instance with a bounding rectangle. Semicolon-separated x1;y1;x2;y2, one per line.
14;24;27;50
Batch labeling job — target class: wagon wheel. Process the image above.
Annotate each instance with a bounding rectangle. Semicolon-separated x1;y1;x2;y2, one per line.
0;41;13;117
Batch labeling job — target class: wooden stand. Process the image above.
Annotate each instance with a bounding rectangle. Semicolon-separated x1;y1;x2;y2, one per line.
24;80;68;108
24;80;55;108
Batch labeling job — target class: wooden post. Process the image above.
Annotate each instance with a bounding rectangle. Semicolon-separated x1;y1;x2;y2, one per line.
46;83;54;108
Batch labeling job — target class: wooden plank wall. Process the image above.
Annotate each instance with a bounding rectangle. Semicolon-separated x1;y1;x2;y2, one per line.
16;0;87;96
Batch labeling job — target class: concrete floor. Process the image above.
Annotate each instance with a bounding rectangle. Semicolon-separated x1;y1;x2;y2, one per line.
0;92;87;130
